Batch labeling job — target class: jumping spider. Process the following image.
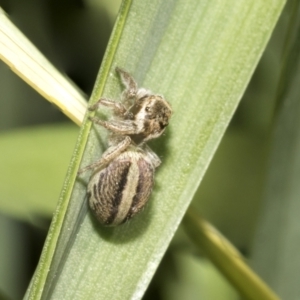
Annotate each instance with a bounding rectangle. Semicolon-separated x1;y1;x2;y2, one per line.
79;67;172;226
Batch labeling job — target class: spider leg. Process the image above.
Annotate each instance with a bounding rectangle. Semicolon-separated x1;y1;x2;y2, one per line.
89;117;138;135
116;67;139;105
78;136;131;174
89;98;127;116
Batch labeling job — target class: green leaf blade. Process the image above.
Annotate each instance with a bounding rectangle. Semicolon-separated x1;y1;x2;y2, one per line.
26;0;286;299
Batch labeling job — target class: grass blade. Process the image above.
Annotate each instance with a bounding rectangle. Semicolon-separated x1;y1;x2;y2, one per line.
25;0;285;299
184;210;280;300
0;8;87;125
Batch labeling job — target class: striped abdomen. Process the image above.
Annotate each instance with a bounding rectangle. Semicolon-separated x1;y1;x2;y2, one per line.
87;150;155;226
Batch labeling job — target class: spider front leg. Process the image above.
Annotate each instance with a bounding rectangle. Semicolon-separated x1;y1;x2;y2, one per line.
88;117;138;135
116;67;138;104
78;136;131;174
88;98;127;117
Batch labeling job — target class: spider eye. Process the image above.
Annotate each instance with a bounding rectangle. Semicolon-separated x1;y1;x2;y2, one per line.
145;106;151;112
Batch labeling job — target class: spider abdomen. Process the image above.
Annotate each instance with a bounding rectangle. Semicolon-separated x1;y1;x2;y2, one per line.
87;150;155;226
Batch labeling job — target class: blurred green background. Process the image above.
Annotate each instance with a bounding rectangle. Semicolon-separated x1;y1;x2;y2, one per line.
0;0;296;299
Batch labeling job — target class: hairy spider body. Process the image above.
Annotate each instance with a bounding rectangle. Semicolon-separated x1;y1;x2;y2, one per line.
87;148;155;226
79;67;172;226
